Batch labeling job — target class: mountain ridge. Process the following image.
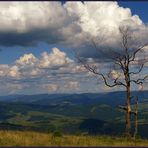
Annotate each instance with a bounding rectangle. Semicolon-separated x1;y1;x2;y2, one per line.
0;90;147;107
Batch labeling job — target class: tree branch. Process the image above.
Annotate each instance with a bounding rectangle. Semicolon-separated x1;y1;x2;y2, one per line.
118;105;137;115
129;43;148;62
83;61;126;88
129;63;144;75
130;75;148;84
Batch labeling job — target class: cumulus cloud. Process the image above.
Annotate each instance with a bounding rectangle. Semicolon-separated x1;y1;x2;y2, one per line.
6;47;75;80
43;84;60;92
38;48;73;69
0;48;87;94
63;81;79;90
65;1;142;35
0;1;147;48
0;47;146;95
0;2;67;33
67;2;147;59
110;70;119;79
0;1;81;46
0;64;9;77
16;53;37;67
8;65;21;78
42;81;79;93
0;81;28;95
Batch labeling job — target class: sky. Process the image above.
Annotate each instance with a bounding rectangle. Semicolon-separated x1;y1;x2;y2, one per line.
0;1;147;95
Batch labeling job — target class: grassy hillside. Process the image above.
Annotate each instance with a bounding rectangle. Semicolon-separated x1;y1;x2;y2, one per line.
0;130;148;146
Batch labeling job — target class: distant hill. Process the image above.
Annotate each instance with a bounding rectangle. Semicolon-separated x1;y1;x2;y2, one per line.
0;91;147;106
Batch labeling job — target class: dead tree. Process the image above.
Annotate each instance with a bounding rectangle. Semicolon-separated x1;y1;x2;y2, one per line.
76;26;148;137
119;96;138;138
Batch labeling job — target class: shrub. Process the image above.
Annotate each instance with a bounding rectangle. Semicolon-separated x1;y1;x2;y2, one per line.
53;131;63;137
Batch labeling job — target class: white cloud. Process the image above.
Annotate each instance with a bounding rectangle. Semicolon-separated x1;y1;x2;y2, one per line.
8;65;21;78
16;53;37;67
38;48;73;69
0;48;84;94
0;64;9;77
64;1;145;45
64;81;79;90
42;81;79;93
6;48;75;79
0;48;84;80
0;46;147;95
0;2;68;33
0;64;21;79
0;82;28;95
43;84;60;92
0;1;147;47
15;53;43;78
110;70;119;79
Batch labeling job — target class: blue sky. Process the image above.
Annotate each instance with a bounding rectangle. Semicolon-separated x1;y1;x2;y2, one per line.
0;1;147;95
118;1;148;23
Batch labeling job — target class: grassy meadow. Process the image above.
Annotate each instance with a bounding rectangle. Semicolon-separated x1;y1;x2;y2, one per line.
0;130;148;146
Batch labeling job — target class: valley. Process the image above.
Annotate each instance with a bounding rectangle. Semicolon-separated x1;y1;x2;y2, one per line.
0;91;147;138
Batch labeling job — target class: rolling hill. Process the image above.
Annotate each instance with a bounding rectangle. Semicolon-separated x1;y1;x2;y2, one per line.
0;91;147;138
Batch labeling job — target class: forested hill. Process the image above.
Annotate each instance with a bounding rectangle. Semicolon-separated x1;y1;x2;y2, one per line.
0;90;147;106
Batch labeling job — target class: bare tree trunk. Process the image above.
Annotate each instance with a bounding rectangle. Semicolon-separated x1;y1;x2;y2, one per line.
125;82;132;137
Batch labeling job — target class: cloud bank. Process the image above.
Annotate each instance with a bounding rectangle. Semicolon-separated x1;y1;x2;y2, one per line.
0;1;147;49
0;48;96;95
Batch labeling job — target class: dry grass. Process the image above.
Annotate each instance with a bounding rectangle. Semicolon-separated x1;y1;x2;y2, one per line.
0;130;147;146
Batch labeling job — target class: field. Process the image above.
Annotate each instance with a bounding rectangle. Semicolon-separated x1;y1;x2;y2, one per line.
0;130;148;146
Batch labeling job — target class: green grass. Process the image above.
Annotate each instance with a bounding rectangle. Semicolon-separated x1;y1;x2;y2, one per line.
0;130;147;146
